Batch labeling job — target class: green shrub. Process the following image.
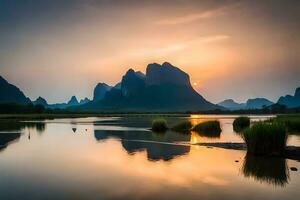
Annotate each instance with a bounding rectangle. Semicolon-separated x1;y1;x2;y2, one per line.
171;121;192;133
192;120;221;137
151;118;168;132
242;121;287;156
233;116;250;132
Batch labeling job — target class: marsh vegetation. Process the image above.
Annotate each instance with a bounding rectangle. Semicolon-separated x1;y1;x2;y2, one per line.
242;121;287;156
233;116;250;133
171;121;192;133
151;118;168;132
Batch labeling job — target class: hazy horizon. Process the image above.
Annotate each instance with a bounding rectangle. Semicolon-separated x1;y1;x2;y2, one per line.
1;0;300;104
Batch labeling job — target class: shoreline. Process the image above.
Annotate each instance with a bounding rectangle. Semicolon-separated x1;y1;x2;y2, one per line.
194;142;300;161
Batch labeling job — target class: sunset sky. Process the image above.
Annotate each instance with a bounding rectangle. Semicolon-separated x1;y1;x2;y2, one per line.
1;0;300;104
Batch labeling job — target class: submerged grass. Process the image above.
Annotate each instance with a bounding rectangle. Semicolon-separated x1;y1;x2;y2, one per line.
233;116;250;133
171;121;192;133
242;121;287;156
192;120;221;137
151;118;168;132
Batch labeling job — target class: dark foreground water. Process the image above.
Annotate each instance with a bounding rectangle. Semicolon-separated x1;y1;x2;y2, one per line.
0;115;299;200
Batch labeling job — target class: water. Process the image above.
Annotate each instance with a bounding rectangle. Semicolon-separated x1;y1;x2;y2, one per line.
0;115;299;200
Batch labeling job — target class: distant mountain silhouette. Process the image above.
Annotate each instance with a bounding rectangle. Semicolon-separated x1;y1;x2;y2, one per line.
79;97;90;104
246;98;273;109
93;83;112;101
277;87;300;108
45;96;90;109
218;99;245;110
0;76;31;105
32;96;48;107
80;62;221;111
67;96;79;106
218;98;273;110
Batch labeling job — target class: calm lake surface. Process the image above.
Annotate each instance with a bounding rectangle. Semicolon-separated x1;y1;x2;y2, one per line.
0;115;300;200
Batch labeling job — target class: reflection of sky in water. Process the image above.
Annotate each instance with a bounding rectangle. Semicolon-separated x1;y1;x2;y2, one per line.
0;115;299;200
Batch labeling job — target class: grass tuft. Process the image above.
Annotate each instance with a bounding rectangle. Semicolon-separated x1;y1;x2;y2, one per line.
192;120;221;137
242;121;287;156
171;121;192;133
233;116;250;133
151;118;168;132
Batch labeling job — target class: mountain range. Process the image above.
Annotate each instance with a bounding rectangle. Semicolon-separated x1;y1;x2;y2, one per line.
218;98;274;110
32;96;91;109
1;62;300;112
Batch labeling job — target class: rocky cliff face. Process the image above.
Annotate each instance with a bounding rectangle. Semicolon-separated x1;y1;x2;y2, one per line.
93;83;112;101
0;75;31;105
146;62;190;86
121;69;145;97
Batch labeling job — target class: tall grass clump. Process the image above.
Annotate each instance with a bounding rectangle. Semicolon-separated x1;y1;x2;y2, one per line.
151;118;168;132
242;121;287;156
171;121;192;133
192;120;221;136
285;118;300;133
233;116;250;133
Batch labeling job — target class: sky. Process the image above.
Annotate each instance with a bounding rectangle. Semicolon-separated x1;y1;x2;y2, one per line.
0;0;300;104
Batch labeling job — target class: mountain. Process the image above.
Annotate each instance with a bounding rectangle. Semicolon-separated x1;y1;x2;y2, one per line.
49;96;89;109
146;62;189;86
32;96;48;107
0;75;31;105
245;98;274;109
80;62;221;111
277;87;300;108
218;98;273;110
79;97;90;104
67;96;79;106
218;99;245;110
121;69;145;97
93;83;112;101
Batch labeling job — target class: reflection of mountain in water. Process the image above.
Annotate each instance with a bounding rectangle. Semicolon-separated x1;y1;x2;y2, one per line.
94;130;190;161
0;121;46;152
242;154;289;187
0;121;46;134
0;132;21;151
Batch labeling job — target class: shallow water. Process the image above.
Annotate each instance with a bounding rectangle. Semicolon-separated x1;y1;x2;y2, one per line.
0;115;299;200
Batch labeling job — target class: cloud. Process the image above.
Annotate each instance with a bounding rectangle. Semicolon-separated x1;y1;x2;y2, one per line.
156;6;226;25
129;35;230;57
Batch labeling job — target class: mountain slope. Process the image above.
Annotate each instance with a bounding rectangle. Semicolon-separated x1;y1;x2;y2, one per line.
0;76;31;104
245;98;273;109
278;87;300;108
93;83;112;101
